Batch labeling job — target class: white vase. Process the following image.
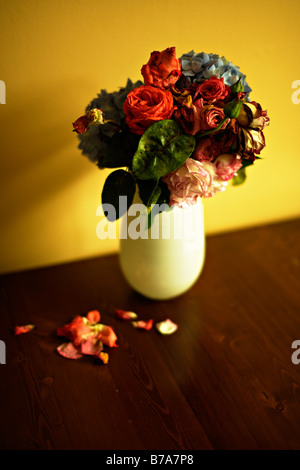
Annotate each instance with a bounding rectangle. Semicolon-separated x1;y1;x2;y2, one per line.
119;197;205;300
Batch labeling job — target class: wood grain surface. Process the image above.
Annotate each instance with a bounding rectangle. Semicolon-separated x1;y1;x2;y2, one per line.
0;218;300;450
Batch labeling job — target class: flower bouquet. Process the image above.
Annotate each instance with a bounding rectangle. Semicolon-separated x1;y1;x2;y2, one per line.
73;47;269;221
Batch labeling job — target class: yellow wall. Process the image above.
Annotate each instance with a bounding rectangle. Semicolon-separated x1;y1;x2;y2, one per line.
1;0;300;273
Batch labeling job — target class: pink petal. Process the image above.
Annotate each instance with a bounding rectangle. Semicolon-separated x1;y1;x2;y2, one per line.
80;336;103;356
155;318;178;335
57;342;83;359
86;310;101;324
132;319;153;330
115;309;138;320
13;324;35;335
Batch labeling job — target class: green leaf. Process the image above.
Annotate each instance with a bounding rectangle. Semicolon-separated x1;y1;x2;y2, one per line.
241;158;255;168
155;180;170;206
97;128;140;169
137;179;158;206
132;120;195;180
101;169;136;221
232;166;247;186
137;178;170;230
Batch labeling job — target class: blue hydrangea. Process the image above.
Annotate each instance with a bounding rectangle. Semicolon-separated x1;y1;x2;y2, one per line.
180;50;251;95
78;79;143;163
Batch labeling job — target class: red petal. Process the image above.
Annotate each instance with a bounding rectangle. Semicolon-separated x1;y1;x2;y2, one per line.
97;325;118;348
57;342;83;359
86;310;101;324
115;309;138;320
13;324;35;335
132;319;153;330
57;315;92;344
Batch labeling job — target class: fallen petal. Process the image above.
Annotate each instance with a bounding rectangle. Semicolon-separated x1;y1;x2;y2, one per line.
96;325;118;348
115;309;138;320
155;319;178;335
57;315;92;344
80;336;103;356
132;319;153;331
13;324;35;335
97;351;109;364
86;310;101;324
57;342;83;359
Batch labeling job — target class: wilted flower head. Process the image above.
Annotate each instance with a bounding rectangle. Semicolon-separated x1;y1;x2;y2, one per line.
237;101;270;130
78;79;143;162
86;108;104;126
180;50;252;95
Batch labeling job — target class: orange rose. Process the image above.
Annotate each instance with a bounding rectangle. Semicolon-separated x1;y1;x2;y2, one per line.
123;85;175;135
141;47;181;89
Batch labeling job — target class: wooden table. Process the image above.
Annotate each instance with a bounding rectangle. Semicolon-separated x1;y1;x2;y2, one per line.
1;218;300;451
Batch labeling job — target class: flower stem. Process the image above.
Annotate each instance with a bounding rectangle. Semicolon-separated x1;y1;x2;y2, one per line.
103;119;123;130
196;117;229;139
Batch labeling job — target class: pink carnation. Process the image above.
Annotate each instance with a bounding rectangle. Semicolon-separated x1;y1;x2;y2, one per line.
163;158;228;207
214;154;243;181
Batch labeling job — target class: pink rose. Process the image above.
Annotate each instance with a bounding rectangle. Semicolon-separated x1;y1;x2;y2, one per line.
199;105;229;131
214;154;243;181
162;158;228;207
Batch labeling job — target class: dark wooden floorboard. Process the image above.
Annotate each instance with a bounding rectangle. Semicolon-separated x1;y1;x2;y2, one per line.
1;218;300;450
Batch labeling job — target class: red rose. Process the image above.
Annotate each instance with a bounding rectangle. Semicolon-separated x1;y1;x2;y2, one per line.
199;105;228;131
141;47;181;89
173;104;202;135
197;76;229;104
72;115;89;134
193;119;239;161
123;85;175;135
